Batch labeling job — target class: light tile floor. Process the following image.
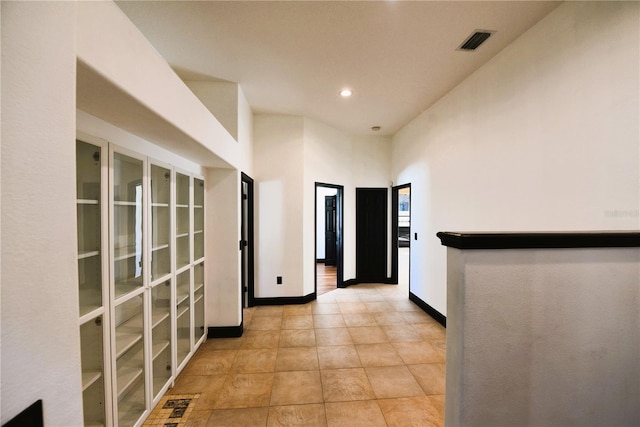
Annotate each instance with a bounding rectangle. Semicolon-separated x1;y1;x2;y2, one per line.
152;283;445;426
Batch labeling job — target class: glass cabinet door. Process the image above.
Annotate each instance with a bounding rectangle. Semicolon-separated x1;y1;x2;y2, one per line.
151;280;172;398
193;178;204;261
176;173;190;270
114;295;145;426
80;316;106;426
194;262;205;343
77;141;103;316
176;269;191;367
77;139;108;426
113;153;144;299
150;165;171;282
193;262;205;342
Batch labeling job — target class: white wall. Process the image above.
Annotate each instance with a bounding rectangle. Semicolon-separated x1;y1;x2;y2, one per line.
206;168;242;327
1;2;83;425
203;86;253;327
392;1;640;316
186;81;240;141
237;86;254;176
254;115;305;298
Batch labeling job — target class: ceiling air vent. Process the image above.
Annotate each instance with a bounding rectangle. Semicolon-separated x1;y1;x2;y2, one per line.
457;30;494;51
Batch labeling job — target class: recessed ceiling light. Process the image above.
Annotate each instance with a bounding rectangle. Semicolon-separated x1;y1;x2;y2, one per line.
339;89;352;97
371;126;381;132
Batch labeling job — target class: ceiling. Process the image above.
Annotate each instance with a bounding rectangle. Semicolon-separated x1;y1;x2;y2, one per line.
116;1;560;137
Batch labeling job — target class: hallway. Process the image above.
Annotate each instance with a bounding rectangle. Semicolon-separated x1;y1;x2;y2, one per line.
316;263;337;296
144;282;445;426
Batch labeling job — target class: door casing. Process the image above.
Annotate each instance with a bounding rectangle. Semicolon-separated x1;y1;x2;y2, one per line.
391;183;411;287
324;195;337;267
355;187;388;283
315;183;344;292
241;173;255;307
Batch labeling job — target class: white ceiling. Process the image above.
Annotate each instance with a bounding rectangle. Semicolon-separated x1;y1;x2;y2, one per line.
116;1;560;137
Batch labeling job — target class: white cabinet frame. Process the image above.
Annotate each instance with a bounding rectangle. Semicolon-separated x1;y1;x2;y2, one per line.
77;137;207;427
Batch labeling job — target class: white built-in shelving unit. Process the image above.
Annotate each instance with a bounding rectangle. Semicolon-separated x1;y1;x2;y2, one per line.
77;139;110;427
193;178;206;344
76;138;206;427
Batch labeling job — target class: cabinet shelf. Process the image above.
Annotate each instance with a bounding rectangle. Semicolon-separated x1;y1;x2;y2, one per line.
115;332;143;360
176;232;189;239
116;313;144;358
152;311;170;329
116;365;144;399
114;281;142;300
150;276;171;288
177;305;189;319
176;204;189;209
78;199;99;205
194;293;204;305
151;202;169;208
78;250;100;260
152;341;170;360
82;370;102;391
194;282;204;293
114;201;138;206
152;244;169;252
118;386;146;426
194;230;204;235
79;306;104;324
176;293;189;306
114;247;139;261
194;205;203;209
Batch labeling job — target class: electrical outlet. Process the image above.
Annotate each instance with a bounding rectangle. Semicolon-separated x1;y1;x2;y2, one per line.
277;276;283;285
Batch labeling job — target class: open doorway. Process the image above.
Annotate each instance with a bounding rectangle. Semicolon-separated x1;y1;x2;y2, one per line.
391;184;410;293
315;183;344;295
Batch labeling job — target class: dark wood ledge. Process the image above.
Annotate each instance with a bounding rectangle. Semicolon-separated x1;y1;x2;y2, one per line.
437;231;640;250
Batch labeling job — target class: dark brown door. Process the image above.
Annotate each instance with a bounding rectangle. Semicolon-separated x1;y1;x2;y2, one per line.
324;195;337;266
241;173;254;307
356;188;387;282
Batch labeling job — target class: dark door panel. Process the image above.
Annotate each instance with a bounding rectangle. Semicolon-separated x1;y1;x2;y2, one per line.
325;195;337;266
356;188;387;282
241;173;254;307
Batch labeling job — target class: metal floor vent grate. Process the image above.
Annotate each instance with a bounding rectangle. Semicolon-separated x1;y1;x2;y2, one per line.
458;30;494;51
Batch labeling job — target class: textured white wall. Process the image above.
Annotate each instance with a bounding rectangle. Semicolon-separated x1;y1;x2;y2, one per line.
186;81;239;141
237;86;254;176
1;2;83;425
446;247;640;426
206;168;242;326
254;115;305;298
392;1;640;316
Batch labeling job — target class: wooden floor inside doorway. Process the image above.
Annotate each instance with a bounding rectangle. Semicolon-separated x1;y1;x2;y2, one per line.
316;262;337;296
